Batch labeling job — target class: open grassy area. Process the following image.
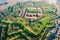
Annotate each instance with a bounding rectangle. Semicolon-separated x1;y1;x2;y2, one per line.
37;17;50;34
27;9;38;13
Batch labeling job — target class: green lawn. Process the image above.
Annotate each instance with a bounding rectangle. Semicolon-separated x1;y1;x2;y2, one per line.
37;17;50;34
